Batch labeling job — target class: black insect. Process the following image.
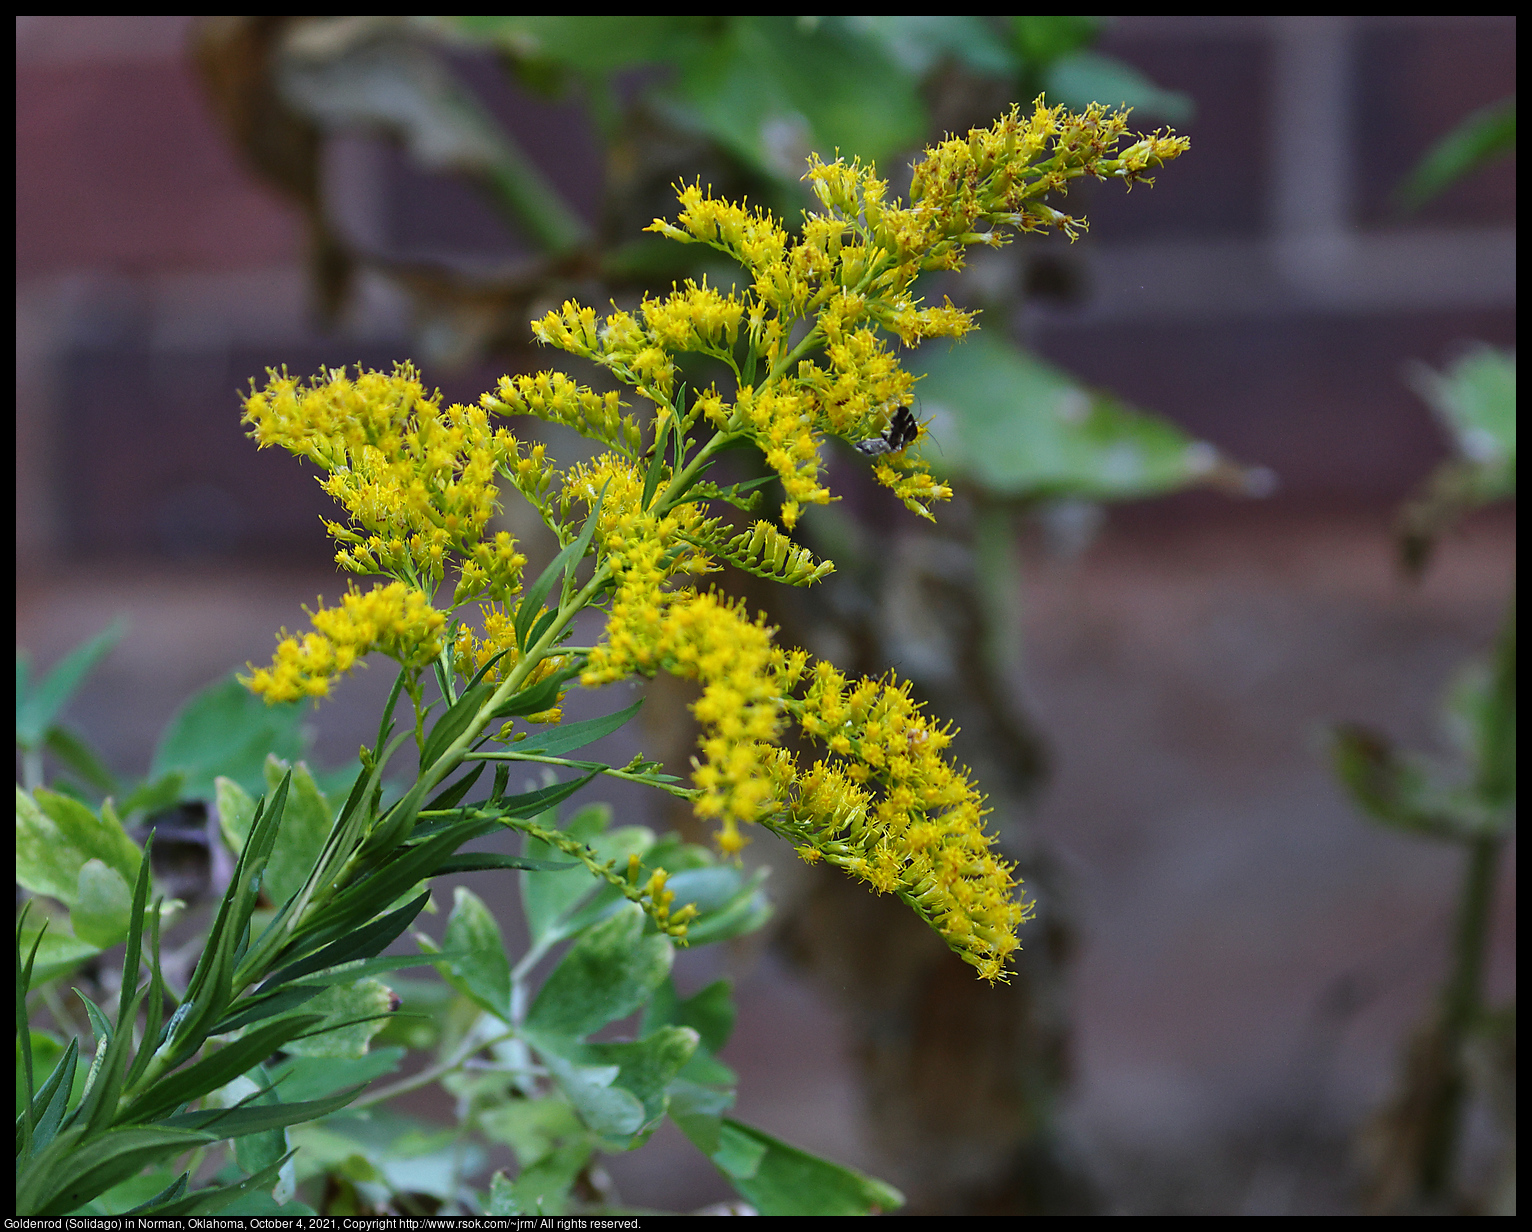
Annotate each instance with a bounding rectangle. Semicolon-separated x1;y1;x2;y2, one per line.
853;405;919;456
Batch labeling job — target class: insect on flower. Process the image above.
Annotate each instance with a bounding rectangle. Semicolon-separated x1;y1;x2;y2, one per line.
853;404;920;456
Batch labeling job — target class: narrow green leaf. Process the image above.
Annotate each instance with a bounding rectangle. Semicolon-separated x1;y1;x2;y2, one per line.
260;758;336;908
424;761;486;814
509;699;643;757
259;890;429;992
117;1014;326;1126
42;723;119;794
489;661;583;720
15;619;125;749
420;675;498;772
1397;96;1516;211
163;1086;366;1137
643;410;672;510
18;1124;216;1217
517;481;606;650
206;983;327;1036
431;852;578;874
26;1037;79;1160
139;1150;299;1216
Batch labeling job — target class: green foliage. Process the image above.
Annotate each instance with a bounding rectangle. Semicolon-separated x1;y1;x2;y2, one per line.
1395;96;1515;212
917;331;1252;500
18;628;895;1215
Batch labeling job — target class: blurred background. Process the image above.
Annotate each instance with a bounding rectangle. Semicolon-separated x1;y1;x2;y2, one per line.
16;15;1514;1214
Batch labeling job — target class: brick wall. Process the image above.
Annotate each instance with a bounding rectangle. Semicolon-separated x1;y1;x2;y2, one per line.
16;16;1514;568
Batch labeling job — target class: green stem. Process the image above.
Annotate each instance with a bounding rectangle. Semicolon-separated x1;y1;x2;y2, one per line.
1418;833;1501;1198
353;1024;516;1111
462;750;697;798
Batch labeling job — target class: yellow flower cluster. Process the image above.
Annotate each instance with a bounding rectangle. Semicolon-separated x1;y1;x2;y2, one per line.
782;663;1030;982
452;606;568;725
242;582;446;703
244;364;521;594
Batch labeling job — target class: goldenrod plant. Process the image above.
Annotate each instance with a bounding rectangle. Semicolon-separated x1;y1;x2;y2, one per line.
17;103;1186;1215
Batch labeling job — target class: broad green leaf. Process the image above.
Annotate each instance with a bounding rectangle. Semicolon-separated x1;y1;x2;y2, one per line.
15;619;125;750
664;17;926;181
487;1170;524;1216
1408;347;1516;474
915;332;1239;500
70;859;133;948
1008;15;1100;65
499;1139;592;1216
530;1044;647;1140
268;1047;404;1103
280;978;396;1059
215;775;258;856
526;903;673;1039
150;674;307;802
434;886;512;1022
682;1118;905;1215
581;1025;699;1126
447;15;709;76
521;804;611;944
643;977;737;1055
261;757;336;907
540;824;660;940
74;1166;182;1216
17;787;142;903
277;22;586;254
480;1097;585;1168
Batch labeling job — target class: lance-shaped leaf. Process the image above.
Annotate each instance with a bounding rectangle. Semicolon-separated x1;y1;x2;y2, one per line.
526;903;673;1039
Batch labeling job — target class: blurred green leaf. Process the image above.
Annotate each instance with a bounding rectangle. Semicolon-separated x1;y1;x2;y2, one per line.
278;17;587;253
70;860;134;949
16;786;142;905
915;332;1244;500
1008;16;1101;66
1396;97;1515;212
150;675;307;802
581;1024;699;1127
1329;724;1511;842
661;16;926;182
16;620;126;751
856;16;1016;77
1408;347;1516;474
530;1043;647;1140
1046;50;1194;123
